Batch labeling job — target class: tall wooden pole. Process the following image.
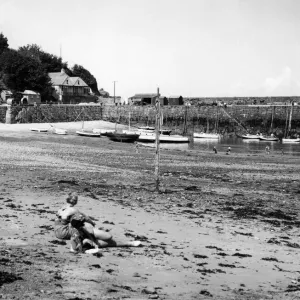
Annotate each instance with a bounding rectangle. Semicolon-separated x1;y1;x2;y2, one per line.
287;102;293;137
155;88;161;192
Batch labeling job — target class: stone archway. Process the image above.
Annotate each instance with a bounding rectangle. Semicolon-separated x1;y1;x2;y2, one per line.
21;98;28;105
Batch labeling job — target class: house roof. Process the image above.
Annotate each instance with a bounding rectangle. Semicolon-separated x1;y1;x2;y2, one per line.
168;95;182;99
130;93;158;99
23;90;40;95
48;72;89;87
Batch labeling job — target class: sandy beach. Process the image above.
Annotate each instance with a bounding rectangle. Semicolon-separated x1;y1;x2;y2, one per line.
0;121;300;300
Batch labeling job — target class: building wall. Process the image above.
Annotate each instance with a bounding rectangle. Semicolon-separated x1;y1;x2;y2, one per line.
21;93;41;105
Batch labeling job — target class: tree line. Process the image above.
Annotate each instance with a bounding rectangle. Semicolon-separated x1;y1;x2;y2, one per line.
0;32;102;102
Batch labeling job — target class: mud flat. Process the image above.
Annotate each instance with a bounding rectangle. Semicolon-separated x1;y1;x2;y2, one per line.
0;121;300;300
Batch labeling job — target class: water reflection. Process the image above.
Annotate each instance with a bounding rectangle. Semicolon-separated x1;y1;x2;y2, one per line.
192;136;300;156
147;136;300;156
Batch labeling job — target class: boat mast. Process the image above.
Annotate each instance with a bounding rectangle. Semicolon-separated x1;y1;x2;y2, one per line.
206;117;209;133
287;102;293;137
155;87;161;192
269;105;274;133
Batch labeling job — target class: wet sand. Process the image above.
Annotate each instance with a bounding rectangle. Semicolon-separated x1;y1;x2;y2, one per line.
0;121;300;299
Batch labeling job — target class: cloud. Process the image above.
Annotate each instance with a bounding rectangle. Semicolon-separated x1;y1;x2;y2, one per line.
262;66;300;96
229;66;300;97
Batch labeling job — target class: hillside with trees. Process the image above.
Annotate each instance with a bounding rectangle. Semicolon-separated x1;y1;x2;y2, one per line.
0;33;101;102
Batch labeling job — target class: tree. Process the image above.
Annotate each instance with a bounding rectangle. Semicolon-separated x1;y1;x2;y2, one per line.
18;44;42;62
18;44;68;73
0;33;9;55
0;49;52;100
71;64;100;95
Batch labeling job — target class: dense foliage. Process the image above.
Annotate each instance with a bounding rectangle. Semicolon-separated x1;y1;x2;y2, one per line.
71;64;100;95
0;33;9;55
0;33;101;101
0;48;52;99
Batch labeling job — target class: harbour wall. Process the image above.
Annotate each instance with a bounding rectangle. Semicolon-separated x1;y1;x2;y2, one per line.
1;104;300;134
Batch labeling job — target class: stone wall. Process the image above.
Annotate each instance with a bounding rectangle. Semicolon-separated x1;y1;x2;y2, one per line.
1;104;300;135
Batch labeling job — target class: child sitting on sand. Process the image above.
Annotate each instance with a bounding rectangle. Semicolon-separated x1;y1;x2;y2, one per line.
54;192;141;253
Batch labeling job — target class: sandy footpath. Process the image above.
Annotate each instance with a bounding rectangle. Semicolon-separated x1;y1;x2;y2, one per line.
0;121;300;300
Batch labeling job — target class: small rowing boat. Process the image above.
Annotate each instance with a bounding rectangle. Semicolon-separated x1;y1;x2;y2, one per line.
241;134;261;139
49;125;67;135
106;132;140;143
282;138;300;143
259;136;279;142
30;128;48;132
137;127;172;135
138;133;189;143
92;129;115;136
193;132;220;139
76;130;101;137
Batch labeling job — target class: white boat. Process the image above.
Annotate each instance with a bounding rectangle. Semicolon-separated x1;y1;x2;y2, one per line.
138;133;189;143
92;128;115;136
51;128;67;135
30;128;48;132
193;132;220;139
259;136;279;142
122;130;140;135
49;125;67;135
137;128;172;135
138;126;155;131
76;130;101;137
241;134;261;139
282;138;300;143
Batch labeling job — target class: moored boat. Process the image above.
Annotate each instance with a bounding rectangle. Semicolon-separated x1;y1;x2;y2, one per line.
30;128;48;132
138;133;189;143
259;136;279;142
106;132;140;143
193;132;220;139
282;138;300;143
92;128;115;136
241;134;261;139
49;125;67;135
76;130;101;137
137;127;172;135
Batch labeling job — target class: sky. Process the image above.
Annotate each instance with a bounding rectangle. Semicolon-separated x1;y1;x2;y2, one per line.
0;0;300;99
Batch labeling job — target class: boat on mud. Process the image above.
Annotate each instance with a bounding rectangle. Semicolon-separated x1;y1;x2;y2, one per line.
259;136;279;142
50;127;68;135
92;128;115;136
76;130;101;137
193;132;220;139
235;132;261;139
282;138;300;143
138;133;189;143
106;132;140;143
138;127;172;135
30;128;48;133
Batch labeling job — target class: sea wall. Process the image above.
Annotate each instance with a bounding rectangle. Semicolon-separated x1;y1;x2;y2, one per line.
1;104;300;134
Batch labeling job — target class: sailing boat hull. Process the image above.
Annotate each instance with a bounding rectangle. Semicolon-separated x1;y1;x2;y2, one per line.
193;133;220;139
259;136;279;142
282;138;300;143
106;132;140;143
241;134;261;139
138;134;189;143
76;130;101;137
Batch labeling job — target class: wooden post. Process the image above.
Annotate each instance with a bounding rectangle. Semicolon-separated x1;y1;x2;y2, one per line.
287;102;293;137
155;88;161;192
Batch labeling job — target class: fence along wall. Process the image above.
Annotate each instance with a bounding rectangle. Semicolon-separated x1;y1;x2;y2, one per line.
1;104;300;134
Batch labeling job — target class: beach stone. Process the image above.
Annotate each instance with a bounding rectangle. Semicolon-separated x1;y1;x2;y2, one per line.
142;287;157;294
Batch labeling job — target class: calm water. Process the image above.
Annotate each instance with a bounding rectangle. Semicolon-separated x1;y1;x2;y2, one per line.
155;136;300;157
